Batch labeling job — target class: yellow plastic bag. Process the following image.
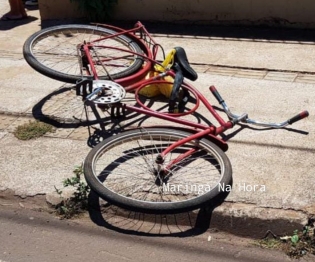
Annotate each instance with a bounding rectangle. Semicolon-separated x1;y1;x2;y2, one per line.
138;49;176;98
138;72;174;98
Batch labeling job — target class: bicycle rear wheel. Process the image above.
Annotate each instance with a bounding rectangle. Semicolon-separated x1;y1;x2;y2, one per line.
84;127;232;214
23;24;144;83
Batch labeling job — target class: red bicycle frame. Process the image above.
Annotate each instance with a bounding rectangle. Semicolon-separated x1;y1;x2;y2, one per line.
80;21;308;155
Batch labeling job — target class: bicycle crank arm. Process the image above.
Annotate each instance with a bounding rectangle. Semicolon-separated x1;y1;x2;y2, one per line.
86;87;103;101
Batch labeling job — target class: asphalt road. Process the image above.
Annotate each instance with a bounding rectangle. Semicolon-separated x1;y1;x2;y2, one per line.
0;205;309;262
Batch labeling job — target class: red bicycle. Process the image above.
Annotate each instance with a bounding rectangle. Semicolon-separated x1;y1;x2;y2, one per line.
23;22;309;214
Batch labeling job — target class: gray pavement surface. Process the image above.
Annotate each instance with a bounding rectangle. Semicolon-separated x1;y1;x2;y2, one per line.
1;205;301;262
0;1;314;238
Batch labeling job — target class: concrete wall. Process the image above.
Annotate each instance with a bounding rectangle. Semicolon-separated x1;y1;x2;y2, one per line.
39;0;315;28
39;0;83;20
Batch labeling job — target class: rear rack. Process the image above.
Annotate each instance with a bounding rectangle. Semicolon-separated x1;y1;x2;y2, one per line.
94;21;164;61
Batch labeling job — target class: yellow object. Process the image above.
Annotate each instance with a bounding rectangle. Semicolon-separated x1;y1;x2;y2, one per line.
138;49;176;98
155;49;176;72
138;72;174;98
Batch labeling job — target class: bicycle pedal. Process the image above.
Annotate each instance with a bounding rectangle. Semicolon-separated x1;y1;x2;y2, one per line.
110;104;126;119
75;78;93;98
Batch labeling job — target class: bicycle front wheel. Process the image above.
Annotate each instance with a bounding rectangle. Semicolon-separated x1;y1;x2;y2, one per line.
84;128;232;214
23;24;144;83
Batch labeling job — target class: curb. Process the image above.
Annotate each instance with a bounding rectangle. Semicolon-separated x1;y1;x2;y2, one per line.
3;188;308;239
43;190;310;238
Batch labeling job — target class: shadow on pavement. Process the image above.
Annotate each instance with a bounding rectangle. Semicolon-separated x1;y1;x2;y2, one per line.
0;16;38;31
142;22;315;43
32;85;214;148
38;18;315;43
87;188;231;237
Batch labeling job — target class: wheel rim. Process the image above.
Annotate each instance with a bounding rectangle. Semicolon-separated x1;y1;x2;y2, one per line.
28;26;142;80
90;129;227;210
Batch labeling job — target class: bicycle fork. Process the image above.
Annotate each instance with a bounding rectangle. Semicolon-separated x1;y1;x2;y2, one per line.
154;128;215;184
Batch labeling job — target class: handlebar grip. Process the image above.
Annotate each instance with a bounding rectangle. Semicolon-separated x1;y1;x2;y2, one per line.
287;110;309;125
209;86;224;104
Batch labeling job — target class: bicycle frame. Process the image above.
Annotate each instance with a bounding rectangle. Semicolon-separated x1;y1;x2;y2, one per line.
83;22;161;87
79;21;309;154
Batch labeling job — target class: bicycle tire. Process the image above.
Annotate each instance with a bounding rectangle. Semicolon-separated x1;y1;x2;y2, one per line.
84;127;232;214
23;24;144;83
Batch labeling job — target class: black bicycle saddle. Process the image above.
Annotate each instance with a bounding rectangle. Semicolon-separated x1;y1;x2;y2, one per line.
173;47;198;81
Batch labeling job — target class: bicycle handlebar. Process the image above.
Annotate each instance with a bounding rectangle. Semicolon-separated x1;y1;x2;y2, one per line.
210;85;224;104
209;85;309;128
287;111;309;125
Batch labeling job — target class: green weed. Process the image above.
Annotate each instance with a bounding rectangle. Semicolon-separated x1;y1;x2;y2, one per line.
55;165;90;219
256;222;315;259
14;121;54;140
70;0;118;21
281;225;315;259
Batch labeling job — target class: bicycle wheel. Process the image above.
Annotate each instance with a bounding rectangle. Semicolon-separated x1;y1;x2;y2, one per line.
23;24;144;83
84;127;232;214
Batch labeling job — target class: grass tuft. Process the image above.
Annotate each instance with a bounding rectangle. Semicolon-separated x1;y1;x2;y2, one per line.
14;121;54;140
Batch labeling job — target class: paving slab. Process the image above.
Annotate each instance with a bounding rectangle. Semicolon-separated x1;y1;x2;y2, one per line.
0;57;65;114
234;69;267;79
153;34;315;73
6;116;33;133
0;115;19;130
295;74;315;84
0;133;90;196
206;67;240;76
264;72;298;82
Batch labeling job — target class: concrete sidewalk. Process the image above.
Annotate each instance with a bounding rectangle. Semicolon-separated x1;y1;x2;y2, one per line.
0;2;314;238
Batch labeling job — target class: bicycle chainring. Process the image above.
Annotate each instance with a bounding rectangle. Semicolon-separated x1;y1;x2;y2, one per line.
90;80;126;104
